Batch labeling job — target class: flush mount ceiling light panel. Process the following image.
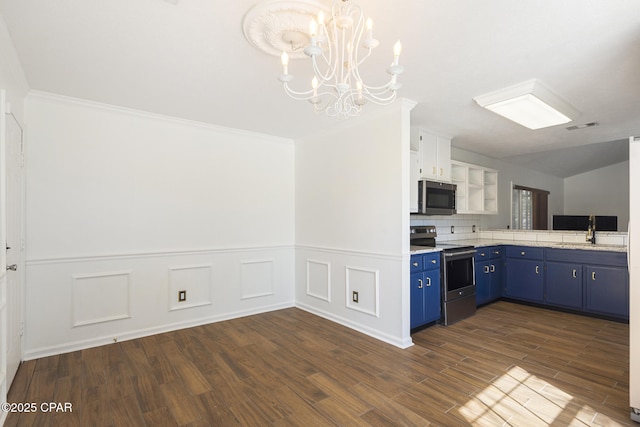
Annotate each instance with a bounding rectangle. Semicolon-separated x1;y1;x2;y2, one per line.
243;0;404;119
473;79;579;130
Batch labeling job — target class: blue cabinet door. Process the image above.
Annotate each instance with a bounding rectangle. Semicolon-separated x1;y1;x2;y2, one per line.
505;258;544;302
489;261;503;301
410;271;425;328
585;265;629;318
546;261;583;309
410;253;441;329
423;268;441;323
476;260;492;305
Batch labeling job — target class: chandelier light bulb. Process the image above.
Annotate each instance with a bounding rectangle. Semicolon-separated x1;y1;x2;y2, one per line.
281;51;289;75
309;19;317;37
393;40;402;65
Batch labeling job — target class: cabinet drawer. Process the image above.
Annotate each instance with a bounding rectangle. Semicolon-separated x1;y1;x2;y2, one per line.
475;246;503;261
411;252;440;272
422;253;440;270
410;255;423;272
506;246;544;260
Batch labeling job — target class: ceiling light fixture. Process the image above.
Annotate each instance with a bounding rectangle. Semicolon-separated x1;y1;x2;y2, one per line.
473;79;579;130
243;0;403;118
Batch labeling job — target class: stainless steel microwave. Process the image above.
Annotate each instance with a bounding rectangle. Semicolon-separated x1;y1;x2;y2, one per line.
417;180;457;215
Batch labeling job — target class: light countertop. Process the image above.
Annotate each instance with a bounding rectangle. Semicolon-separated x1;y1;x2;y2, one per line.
411;239;627;254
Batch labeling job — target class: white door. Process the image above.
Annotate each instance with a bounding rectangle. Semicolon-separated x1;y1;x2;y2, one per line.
1;90;24;389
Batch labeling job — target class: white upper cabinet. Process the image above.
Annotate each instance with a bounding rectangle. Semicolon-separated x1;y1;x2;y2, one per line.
411;128;451;182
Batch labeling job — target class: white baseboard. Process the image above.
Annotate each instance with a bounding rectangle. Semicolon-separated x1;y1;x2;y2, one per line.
295;302;413;349
23;301;294;360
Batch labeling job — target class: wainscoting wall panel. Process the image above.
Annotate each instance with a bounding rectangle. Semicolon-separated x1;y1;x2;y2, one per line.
168;264;212;311
240;259;274;299
72;271;132;327
306;259;331;302
345;265;379;317
295;246;410;349
24;246;294;359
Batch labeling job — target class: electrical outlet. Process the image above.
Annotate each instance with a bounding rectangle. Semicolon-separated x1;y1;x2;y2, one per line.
451;225;455;234
352;291;359;303
178;290;186;302
472;225;476;233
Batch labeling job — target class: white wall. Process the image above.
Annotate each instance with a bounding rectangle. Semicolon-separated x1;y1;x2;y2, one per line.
564;160;629;231
24;92;296;358
0;14;28;123
295;100;415;348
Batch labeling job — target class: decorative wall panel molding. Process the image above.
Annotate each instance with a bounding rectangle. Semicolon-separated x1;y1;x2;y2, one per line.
72;271;132;327
345;266;379;317
306;259;330;302
168;264;212;311
240;259;274;299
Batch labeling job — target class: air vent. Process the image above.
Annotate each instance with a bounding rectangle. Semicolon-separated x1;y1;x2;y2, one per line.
566;122;598;131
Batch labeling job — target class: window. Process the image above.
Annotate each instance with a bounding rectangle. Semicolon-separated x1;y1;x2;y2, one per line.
512;185;549;230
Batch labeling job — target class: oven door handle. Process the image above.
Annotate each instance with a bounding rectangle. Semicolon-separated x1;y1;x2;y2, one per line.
442;249;477;258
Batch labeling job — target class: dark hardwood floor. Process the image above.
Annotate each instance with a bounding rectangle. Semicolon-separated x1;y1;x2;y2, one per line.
5;301;634;426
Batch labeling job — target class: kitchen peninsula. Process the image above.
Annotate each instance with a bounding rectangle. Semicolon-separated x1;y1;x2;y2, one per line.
410;229;629;330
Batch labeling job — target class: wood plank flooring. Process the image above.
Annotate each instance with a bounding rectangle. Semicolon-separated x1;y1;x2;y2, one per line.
5;301;634;426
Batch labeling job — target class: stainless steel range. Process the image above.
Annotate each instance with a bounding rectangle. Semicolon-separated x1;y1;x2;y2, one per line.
440;245;476;325
410;226;477;325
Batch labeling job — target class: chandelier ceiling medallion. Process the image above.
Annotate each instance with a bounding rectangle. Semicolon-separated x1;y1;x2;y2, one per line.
243;0;403;118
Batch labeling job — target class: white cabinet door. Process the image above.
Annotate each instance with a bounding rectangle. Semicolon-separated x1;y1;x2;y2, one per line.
436;136;451;182
419;132;438;180
412;129;451;182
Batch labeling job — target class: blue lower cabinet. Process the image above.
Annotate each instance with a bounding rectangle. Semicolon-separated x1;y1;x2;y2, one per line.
546;261;583;309
505;258;544;303
545;248;628;319
410;253;441;329
475;246;503;306
585;265;629;318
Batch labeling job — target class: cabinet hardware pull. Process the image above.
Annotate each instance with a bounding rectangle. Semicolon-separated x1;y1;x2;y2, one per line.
426;277;431;287
418;279;423;289
490;264;495;273
572;269;577;278
433;166;437;175
493;250;500;255
592;271;596;281
535;265;540;274
521;251;526;256
412;262;418;267
440;167;444;176
484;266;490;273
431;259;436;264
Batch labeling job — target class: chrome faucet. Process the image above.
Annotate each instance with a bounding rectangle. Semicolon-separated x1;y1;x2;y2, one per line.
586;215;596;244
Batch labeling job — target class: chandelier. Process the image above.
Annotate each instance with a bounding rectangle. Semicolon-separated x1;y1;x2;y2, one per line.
243;0;404;118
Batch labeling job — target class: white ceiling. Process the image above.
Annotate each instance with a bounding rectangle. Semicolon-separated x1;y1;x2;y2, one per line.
1;0;639;178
